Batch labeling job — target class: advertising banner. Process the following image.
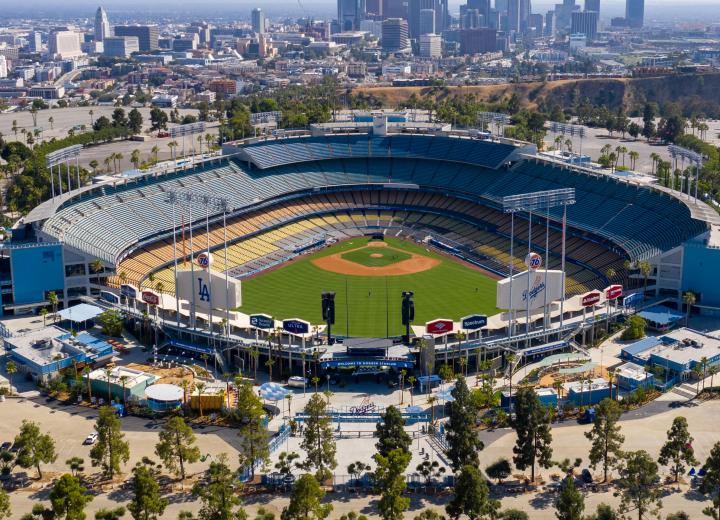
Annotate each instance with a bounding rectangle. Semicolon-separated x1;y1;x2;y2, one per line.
426;319;454;335
283;319;310;335
461;315;487;330
176;269;242;313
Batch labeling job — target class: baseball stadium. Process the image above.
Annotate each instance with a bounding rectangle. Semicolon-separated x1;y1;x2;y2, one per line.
5;113;720;376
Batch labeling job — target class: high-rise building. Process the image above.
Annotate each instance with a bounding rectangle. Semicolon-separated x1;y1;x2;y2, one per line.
382;0;407;19
419;33;442;57
545;10;556;36
251;8;266;34
585;0;600;14
625;0;644;28
520;0;531;32
103;35;138;57
338;0;366;30
571;10;598;40
381;17;409;52
49;30;83;58
365;0;382;18
461;8;481;28
29;31;42;52
0;56;7;79
554;0;578;30
459;27;497;54
507;0;520;33
94;7;112;41
113;25;159;51
408;0;448;39
419;9;436;34
466;0;490;22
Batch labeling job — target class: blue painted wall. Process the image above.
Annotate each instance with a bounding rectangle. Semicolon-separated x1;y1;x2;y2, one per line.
10;244;65;305
683;239;720;307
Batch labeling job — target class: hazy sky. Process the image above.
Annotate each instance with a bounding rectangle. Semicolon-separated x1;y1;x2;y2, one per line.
3;0;720;22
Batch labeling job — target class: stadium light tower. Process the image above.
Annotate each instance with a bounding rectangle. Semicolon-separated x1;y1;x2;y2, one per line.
45;144;83;198
170;122;206;168
502;188;576;340
549;122;586;161
668;145;704;203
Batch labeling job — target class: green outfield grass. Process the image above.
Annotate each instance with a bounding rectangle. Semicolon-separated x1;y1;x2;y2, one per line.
237;237;499;337
340;246;411;267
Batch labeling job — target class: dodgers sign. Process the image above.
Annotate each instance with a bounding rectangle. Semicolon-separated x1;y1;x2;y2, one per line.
496;269;564;311
176;269;242;313
461;314;487;330
283;319;310;335
250;314;274;330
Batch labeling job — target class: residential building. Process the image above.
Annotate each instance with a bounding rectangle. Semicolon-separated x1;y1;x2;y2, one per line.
419;33;442;57
251;8;266;34
172;35;199;52
381;18;409;52
0;56;6;79
208;78;239;95
347;62;367;77
114;25;159;51
94;6;112;41
103;36;139;57
29;31;42;52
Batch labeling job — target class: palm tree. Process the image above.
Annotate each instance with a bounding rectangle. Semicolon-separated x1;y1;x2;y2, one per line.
48;291;59;322
700;357;709;391
151;145;159;164
628;151;639;170
249;350;259;383
407;375;416;405
179;379;192;406
89;160;99;175
11;120;18;140
103;156;112;173
650;152;660;176
82;366;92;401
709;366;718;389
607;368;617;400
312;376;320;393
114;153;124;173
5;361;16;396
683;291;696;325
130;149;141;170
104;367;113;403
195;382;206;417
48;116;54;130
608;152;618;173
119;375;129;405
506;353;517;411
90;259;104;275
428;395;437;425
39;307;48;326
399;369;406;404
638;261;652;298
168;141;178;161
89;109;94;126
553;379;563;399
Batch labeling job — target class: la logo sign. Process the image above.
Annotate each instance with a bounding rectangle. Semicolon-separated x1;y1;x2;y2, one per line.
197;277;210;302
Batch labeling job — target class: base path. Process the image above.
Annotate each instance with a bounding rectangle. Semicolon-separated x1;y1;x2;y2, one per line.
312;242;440;276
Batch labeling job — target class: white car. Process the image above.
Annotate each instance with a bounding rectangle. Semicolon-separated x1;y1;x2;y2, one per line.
83;432;98;445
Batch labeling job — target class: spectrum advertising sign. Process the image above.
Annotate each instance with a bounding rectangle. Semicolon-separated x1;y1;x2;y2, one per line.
176;264;242;314
496;269;564;311
461;315;487;330
426;319;454;335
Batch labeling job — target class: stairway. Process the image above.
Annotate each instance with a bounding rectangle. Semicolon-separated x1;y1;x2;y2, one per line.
671;383;697;400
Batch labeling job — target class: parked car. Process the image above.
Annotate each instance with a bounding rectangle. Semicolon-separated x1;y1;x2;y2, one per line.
0;442;11;452
83;432;98;445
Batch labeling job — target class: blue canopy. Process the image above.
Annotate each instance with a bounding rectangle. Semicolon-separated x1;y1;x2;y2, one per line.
259;382;291;402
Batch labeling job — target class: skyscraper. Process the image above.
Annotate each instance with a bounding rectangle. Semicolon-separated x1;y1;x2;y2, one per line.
251;8;266;34
467;0;490;22
381;18;409;51
571;10;598;40
585;0;600;14
408;0;448;39
338;0;366;30
507;0;520;33
49;30;83;58
94;7;112;42
625;0;644;28
419;9;436;34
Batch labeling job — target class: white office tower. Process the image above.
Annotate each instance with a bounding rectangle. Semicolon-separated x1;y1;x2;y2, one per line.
0;56;7;79
49;30;83;59
95;7;112;41
419;33;441;57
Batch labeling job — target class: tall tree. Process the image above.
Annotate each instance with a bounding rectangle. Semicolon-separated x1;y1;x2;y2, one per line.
658;416;698;484
375;406;411;458
446;465;498;520
13;420;57;479
300;393;337;481
49;473;92;520
236;382;269;480
700;442;720;520
281;474;332;520
512;388;553;482
127;464;167;520
192;453;245;520
445;376;483;472
373;448;411;520
155;416;200;480
585;398;624;482
127;109;143;134
90;406;130;479
554;477;584;520
616;450;662;520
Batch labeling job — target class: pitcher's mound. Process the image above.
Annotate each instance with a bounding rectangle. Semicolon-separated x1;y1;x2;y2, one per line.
370;253;384;258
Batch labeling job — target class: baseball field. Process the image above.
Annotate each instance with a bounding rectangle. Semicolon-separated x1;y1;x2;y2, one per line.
237;237;500;337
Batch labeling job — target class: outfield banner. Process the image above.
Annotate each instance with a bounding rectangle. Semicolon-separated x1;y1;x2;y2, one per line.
250;314;274;330
426;319;454;335
496;270;564;310
283;319;310;335
141;291;160;305
581;291;602;307
605;285;623;300
176;269;242;313
461;314;487;330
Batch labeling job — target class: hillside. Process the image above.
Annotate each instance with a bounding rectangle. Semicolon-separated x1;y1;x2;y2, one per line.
354;73;720;115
